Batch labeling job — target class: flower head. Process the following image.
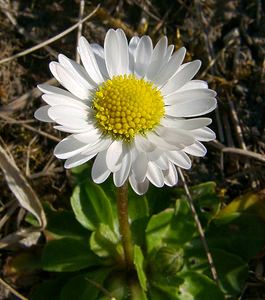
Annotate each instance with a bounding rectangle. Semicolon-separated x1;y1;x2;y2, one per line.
35;29;217;195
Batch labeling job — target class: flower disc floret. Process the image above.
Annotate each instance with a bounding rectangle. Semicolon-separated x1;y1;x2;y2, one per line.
92;75;165;141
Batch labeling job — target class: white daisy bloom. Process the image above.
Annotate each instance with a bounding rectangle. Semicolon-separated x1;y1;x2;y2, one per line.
35;29;217;195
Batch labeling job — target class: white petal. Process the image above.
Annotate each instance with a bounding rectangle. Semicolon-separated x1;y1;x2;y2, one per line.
156;127;195;148
146;36;168;80
165;98;217;117
53;125;90;134
129;176;149;195
146;161;164;187
115;29;129;75
106;140;123;172
164;163;178;186
73;129;101;143
128;36;140;72
146;132;176;151
37;84;77;98
184;141;207;157
113;147;132;187
78;36;105;84
154;47;186;86
167;151;191;169
178;80;208;91
82;137;112;155
190;127;216;141
151;155;169;170
48;105;89;128
92;150;111;184
54;135;90;159
58;54;95;89
90;43;109;79
161;117;212;130
134;36;153;78
104;29;119;77
161;60;201;96
64;151;97;169
165;45;175;62
90;43;104;58
134;135;156;152
42;94;88;109
132;152;148;182
34;105;52;122
164;88;217;105
50;62;90;100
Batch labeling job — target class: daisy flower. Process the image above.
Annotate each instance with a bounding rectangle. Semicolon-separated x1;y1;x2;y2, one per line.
35;29;217;195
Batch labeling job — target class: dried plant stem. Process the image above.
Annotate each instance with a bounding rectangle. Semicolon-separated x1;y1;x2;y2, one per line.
177;168;221;289
0;277;28;300
0;5;100;65
0;113;60;143
76;0;85;63
116;182;134;270
227;97;247;150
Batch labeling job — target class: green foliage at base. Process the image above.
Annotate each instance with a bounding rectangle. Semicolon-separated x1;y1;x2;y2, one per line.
30;172;265;300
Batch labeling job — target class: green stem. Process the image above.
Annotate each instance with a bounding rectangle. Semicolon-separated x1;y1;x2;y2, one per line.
116;181;134;270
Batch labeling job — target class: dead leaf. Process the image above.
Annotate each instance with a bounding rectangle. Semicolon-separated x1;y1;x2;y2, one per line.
0;144;46;228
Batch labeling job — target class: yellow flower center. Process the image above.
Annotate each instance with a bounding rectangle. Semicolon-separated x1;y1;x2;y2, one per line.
92;75;164;141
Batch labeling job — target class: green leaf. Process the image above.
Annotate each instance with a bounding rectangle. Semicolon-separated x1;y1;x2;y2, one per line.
206;190;265;261
128;191;149;221
42;237;101;272
216;191;265;218
44;204;88;239
128;190;150;247
6;251;41;277
134;245;147;292
175;182;221;224
130;280;148;300
98;271;129;300
90;223;123;262
146;185;173;214
150;272;224;300
60;269;111;300
71;181;115;231
207;212;265;260
30;276;68;300
151;246;184;276
145;200;196;255
184;245;248;295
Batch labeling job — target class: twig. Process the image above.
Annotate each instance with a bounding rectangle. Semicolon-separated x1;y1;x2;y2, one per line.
0;277;28;300
222;147;265;163
151;3;174;36
0;78;57;114
227;95;247;150
0;203;17;231
96;7;135;37
0;0;57;58
26;136;38;177
177;168;222;289
0;113;60;143
0;200;16;213
76;0;85;63
29;167;64;180
0;5;100;65
222;113;235;147
215;107;225;144
200;39;235;78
